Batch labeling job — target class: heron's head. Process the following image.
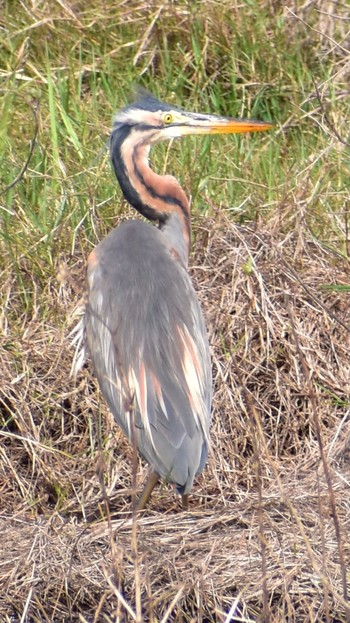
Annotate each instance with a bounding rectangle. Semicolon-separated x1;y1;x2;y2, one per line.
112;92;273;145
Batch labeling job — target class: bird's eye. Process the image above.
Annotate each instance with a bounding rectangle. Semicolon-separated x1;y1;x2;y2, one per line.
163;113;173;124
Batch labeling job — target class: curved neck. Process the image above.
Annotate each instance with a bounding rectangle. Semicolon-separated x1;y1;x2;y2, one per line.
111;127;191;261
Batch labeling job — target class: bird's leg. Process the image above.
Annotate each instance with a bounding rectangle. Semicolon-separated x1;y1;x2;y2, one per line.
136;470;159;511
182;494;189;510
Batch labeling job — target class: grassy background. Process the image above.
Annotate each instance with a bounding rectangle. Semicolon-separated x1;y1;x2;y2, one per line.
1;1;350;622
2;0;349;287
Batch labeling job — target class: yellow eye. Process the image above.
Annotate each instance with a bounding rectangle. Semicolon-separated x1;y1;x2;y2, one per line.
163;113;173;124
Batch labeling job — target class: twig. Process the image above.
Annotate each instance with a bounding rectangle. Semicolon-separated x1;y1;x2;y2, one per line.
313;79;350;148
287;293;350;619
159;586;185;623
0;100;39;197
129;399;142;623
105;571;137;621
282;261;350;334
95;401;125;623
133;4;164;66
317;473;331;623
228;281;350;615
231;355;270;623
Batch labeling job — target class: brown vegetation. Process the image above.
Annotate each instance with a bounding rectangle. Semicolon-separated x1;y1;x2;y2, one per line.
1;213;350;622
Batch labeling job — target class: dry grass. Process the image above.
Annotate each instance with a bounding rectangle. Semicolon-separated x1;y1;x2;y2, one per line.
1;212;350;622
1;0;350;620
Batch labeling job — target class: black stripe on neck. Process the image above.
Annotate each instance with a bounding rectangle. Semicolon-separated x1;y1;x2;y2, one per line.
110;125;189;232
111;126;162;221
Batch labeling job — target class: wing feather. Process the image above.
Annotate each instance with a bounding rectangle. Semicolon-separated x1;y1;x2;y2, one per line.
84;220;212;492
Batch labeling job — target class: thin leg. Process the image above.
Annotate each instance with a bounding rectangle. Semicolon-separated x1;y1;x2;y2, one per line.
136;470;159;511
182;494;189;510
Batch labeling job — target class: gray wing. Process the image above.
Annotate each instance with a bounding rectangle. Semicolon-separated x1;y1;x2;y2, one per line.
85;220;211;494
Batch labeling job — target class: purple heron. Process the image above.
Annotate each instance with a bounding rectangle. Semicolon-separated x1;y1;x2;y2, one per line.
83;93;272;510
